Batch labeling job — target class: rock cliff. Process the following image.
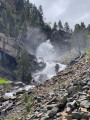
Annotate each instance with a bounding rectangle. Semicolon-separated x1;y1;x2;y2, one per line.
0;33;21;59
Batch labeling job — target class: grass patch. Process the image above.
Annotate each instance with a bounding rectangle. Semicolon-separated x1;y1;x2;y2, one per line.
61;80;68;85
0;78;8;84
86;49;90;60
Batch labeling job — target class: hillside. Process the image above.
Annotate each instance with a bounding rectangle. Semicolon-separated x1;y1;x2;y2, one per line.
1;55;89;120
0;1;90;120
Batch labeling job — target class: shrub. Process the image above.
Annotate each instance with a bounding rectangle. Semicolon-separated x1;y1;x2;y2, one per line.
0;78;8;84
86;49;90;60
23;93;28;103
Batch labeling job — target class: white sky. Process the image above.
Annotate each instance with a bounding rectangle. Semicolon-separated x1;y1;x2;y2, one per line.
30;0;90;29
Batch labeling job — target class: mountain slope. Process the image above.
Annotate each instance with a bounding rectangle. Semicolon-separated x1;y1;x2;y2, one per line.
3;55;90;120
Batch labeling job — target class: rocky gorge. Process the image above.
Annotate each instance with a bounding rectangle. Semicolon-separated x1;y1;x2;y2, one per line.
1;55;89;120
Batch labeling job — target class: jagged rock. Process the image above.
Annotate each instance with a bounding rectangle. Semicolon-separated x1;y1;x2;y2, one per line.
80;80;87;86
65;114;72;120
80;108;88;113
37;97;42;102
72;112;83;119
41;116;49;120
48;92;55;98
82;113;89;120
56;112;61;117
87;90;90;95
16;88;25;95
66;107;71;114
37;113;43;118
80;100;90;109
87;81;90;86
67;85;82;96
82;85;89;90
3;93;16;100
0;96;5;102
46;98;57;105
48;107;59;118
47;104;57;110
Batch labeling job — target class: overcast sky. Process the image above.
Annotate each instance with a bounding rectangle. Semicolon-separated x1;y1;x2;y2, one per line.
30;0;90;29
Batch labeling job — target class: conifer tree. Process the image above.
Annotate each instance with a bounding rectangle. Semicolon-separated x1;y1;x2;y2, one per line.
58;20;63;30
64;22;70;32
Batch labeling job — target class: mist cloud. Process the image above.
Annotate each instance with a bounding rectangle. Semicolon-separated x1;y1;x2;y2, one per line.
30;0;90;29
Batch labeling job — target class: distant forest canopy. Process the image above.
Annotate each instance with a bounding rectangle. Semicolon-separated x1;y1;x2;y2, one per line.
0;0;90;51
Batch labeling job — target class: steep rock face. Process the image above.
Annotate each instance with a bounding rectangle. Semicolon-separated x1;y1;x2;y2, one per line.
0;33;21;58
51;30;71;52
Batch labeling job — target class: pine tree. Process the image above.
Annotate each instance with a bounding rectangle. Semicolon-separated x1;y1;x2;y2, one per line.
0;17;5;33
58;20;63;30
81;22;86;29
25;0;30;20
64;22;70;32
39;5;43;16
17;47;32;83
14;25;19;38
53;22;57;31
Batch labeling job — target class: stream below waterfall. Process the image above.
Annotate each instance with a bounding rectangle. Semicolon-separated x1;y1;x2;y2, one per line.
32;40;66;83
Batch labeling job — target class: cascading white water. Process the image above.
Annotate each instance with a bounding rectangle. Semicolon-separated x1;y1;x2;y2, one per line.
36;40;56;61
33;40;66;83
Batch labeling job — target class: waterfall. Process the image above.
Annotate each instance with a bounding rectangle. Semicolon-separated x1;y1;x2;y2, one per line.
33;40;66;83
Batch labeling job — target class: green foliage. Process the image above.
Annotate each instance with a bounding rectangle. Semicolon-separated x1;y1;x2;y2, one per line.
0;0;51;39
14;25;19;38
58;20;63;30
5;118;14;120
53;22;57;31
0;17;4;32
86;49;90;60
25;103;30;112
0;78;8;84
29;97;34;103
64;22;70;32
23;93;28;103
17;47;32;82
61;80;68;86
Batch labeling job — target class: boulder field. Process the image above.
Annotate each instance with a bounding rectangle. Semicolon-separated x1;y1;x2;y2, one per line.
1;56;90;120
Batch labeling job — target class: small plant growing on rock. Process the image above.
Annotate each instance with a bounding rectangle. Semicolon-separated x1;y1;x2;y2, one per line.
0;78;8;84
25;103;30;112
86;49;90;60
23;93;28;103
